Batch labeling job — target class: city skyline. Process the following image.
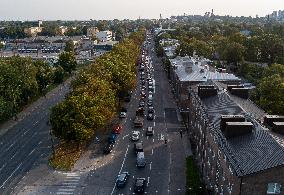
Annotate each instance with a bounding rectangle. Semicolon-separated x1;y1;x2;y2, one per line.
0;0;283;20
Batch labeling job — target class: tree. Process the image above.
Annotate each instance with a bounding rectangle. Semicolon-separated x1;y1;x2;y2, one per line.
57;52;77;74
64;40;75;53
256;75;284;115
223;42;245;64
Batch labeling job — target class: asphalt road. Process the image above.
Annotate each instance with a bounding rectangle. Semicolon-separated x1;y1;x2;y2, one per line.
0;33;186;195
0;81;71;195
81;33;185;195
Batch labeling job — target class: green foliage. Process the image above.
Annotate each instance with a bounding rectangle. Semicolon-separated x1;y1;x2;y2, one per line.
64;40;75;53
0;57;61;122
256;74;284;115
186;157;206;195
176;38;212;58
57;52;77;74
237;63;264;84
50;30;145;143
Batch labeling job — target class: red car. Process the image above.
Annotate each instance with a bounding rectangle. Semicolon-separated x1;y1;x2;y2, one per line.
113;124;122;134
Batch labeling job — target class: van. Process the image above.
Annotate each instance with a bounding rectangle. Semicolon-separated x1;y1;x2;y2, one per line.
136;152;146;167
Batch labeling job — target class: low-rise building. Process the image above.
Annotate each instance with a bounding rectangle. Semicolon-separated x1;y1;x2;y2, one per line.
24;27;43;37
96;30;113;42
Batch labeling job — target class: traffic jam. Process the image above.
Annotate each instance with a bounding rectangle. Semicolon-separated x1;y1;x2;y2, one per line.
103;33;157;194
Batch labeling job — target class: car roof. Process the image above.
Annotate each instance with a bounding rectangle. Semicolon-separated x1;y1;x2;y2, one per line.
136;178;145;186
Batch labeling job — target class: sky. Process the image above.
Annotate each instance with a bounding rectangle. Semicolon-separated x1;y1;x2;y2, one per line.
0;0;283;21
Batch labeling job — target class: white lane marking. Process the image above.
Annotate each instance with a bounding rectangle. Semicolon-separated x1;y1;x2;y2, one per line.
28;148;36;156
4;142;15;152
66;176;80;179
119;145;129;174
151;149;153;155
152;138;154;143
11;151;18;160
0;162;22;188
0;163;7;172
153;122;155;127
147;177;150;186
38;141;42;145
56;192;73;195
64;179;79;182
62;183;78;185
123;134;130;140
58;189;75;192
23;130;29;135
147;136;149;140
110;145;130;195
63;186;76;188
149;162;152;170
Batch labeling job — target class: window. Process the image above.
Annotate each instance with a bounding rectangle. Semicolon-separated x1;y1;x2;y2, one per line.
267;183;281;194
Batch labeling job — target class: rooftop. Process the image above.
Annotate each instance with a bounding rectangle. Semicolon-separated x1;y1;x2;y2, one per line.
201;89;284;176
170;56;240;82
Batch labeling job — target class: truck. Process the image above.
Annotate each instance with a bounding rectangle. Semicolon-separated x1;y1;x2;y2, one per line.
134;108;144;127
134;116;144;127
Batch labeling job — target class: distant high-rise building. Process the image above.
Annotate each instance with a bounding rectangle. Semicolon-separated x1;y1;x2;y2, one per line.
38;20;42;28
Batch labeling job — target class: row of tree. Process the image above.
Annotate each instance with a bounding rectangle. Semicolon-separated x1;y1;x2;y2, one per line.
50;29;145;143
0;51;77;122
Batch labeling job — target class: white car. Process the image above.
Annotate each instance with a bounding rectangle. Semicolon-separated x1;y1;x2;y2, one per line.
119;112;127;118
131;131;140;141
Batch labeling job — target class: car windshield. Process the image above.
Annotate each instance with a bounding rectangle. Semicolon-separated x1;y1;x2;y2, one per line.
118;174;126;181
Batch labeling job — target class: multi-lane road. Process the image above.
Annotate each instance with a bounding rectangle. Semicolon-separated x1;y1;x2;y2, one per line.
0;33;188;195
81;33;187;195
0;80;72;195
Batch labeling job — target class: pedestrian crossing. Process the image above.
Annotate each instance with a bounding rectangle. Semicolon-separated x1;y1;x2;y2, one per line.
56;172;81;195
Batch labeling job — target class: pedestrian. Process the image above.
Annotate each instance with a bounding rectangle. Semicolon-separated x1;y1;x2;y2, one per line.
180;130;183;138
164;138;168;145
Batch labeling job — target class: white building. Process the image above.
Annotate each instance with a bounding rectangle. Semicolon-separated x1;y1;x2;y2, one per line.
96;31;113;42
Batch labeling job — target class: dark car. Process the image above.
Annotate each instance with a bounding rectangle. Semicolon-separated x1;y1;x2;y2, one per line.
134;142;143;154
103;143;114;154
134;178;146;193
124;96;131;102
147;113;154;120
147;100;153;107
139;101;145;107
148;107;154;113
108;133;117;143
116;172;130;188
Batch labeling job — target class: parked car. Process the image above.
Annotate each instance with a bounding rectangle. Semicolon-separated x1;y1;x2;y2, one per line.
108;133;117;144
134;178;146;193
146;127;154;136
124;96;131;102
119;112;127;118
147;113;154;120
134;142;143;154
116;172;130;188
113;124;122;134
103;143;114;154
131;131;140;141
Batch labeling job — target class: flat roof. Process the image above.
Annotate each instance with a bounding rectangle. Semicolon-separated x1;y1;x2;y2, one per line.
170;57;240;82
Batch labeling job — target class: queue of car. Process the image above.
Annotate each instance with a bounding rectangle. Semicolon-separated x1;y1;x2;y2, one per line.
112;33;154;193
